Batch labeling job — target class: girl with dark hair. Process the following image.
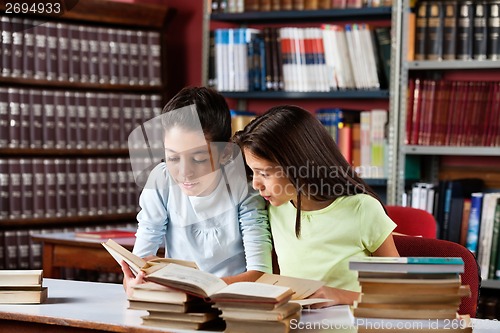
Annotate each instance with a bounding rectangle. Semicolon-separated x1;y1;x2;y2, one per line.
233;105;399;306
121;87;272;296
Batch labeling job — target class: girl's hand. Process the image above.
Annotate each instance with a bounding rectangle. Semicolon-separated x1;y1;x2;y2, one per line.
120;260;145;297
307;286;360;308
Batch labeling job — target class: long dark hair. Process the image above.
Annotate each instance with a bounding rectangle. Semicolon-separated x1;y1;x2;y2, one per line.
233;105;384;238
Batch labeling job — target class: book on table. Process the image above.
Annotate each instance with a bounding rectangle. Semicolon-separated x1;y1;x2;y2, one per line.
128;299;212;313
146;263;294;304
140;316;224;331
102;239;293;305
129;282;195;304
0;270;47;304
349;256;465;273
0;286;48;304
74;229;136;239
0;269;43;286
145;309;220;323
218;302;301;321
224;311;301;333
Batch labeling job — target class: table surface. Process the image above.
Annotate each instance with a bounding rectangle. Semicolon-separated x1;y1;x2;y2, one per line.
32;232;137;249
0;279;498;333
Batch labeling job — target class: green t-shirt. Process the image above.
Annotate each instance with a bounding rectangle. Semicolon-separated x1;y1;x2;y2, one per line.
269;194;396;292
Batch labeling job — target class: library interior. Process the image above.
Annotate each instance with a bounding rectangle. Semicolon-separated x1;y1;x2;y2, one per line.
0;0;500;332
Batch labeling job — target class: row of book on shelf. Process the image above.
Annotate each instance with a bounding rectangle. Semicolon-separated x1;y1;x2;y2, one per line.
404;178;500;281
209;25;390;92
405;79;500;147
103;240;472;332
410;0;500;61
0;158;141;221
231;107;389;179
0;88;163;150
210;0;393;13
0;223;136;271
0;16;162;85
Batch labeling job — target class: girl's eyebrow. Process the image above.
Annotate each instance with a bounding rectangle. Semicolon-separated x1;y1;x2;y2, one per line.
164;148;210;154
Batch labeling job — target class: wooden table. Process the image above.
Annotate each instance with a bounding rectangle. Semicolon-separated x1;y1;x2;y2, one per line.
0;279;498;333
31;232;137;278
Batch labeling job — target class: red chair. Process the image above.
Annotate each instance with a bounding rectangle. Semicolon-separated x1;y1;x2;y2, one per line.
393;235;480;318
386;205;437;238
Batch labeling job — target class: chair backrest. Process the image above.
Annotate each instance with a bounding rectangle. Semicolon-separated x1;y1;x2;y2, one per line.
393;235;480;318
386;205;437;238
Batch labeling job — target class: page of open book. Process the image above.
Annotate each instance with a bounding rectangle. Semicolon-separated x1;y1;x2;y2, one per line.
146;263;227;298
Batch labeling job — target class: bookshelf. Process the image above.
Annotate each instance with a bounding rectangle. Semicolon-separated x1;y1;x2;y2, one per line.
0;0;171;271
202;1;403;202
393;0;500;204
393;0;500;315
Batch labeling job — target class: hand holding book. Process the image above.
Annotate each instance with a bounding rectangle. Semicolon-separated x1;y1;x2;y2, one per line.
102;239;329;307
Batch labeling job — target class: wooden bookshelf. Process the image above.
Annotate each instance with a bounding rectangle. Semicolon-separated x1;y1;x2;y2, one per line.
0;0;171;271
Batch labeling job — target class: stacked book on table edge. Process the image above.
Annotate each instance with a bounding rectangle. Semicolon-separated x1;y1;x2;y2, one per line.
103;239;335;332
0;269;48;304
349;257;472;333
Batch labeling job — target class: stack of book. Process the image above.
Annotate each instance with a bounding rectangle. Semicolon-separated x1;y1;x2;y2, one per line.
145;263;299;333
211;278;301;333
128;282;221;330
0;270;47;304
349;257;472;332
102;240;341;332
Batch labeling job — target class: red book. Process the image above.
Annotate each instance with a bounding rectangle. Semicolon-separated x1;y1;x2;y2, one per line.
75;230;136;239
405;78;416;145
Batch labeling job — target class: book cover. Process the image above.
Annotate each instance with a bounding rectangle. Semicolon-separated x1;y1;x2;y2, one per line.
145;309;220;323
425;1;444;60
0;269;43;286
0;286;48;304
488;197;500;279
443;0;458;60
350;257;464;265
472;1;488;60
128;299;211;313
459;198;472;246
353;307;458;320
219;302;301;321
441;178;484;242
466;192;483;254
349;257;465;274
487;1;500;60
224;312;300;333
129;282;192;304
414;1;428;60
456;1;473;60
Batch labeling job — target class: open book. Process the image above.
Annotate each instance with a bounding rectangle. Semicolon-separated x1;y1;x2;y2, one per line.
103;239;328;306
146;263;293;304
103;239;293;304
255;273;331;307
102;239;198;276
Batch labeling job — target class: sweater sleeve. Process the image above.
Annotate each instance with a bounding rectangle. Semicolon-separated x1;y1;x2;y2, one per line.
238;185;273;273
133;163;169;258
